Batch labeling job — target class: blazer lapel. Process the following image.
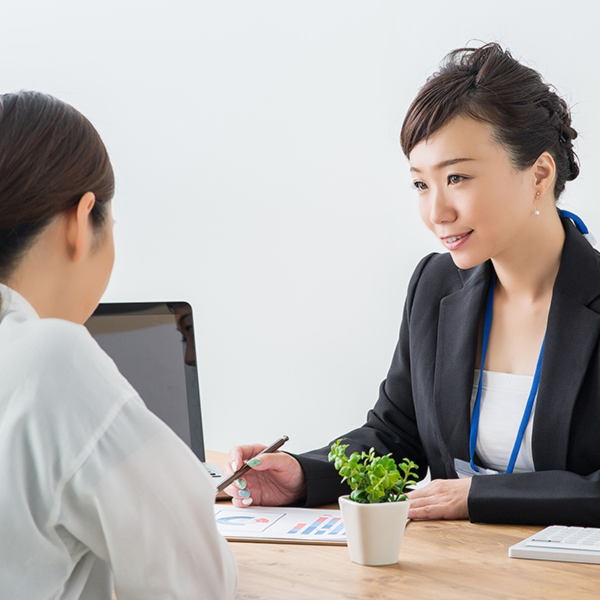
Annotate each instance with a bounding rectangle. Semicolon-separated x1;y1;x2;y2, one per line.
534;221;600;470
433;263;490;463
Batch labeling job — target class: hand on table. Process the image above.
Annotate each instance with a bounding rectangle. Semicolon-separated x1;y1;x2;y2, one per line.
222;444;306;508
406;478;471;520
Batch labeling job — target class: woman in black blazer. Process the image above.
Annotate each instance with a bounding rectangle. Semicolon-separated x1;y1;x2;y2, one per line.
223;43;600;526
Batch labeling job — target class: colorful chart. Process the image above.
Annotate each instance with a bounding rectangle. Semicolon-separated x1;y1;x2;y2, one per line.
215;511;285;533
288;515;345;537
214;506;346;543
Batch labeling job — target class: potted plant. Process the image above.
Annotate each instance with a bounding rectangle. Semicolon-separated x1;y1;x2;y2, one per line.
328;439;418;566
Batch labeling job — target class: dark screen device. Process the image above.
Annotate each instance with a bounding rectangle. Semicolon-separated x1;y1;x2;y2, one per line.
84;301;223;485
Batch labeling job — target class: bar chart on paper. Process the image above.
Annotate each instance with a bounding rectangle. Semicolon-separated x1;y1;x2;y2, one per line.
288;514;344;537
214;506;346;544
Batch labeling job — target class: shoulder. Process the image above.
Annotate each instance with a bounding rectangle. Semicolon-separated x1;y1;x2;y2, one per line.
406;251;476;302
409;252;459;283
0;314;150;497
594;247;600;269
555;220;600;311
19;315;94;350
23;317;118;374
2;315;138;414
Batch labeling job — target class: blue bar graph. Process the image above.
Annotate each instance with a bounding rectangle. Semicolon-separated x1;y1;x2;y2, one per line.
288;522;307;534
315;517;341;535
330;521;345;535
302;516;327;535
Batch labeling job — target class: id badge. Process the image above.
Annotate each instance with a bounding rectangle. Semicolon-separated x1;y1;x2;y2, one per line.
454;458;501;478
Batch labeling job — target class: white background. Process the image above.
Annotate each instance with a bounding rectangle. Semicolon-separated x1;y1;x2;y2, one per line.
2;1;599;454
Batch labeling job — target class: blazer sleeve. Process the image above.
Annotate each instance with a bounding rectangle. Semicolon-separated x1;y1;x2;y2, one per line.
295;254;435;507
469;469;600;526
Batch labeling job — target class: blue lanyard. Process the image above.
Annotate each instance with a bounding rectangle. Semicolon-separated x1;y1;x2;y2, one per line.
469;276;545;474
558;209;596;247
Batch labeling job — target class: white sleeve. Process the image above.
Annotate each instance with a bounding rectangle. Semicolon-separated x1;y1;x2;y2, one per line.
54;397;238;600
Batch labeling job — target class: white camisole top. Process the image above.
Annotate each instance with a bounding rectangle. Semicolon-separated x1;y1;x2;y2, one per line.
470;369;536;473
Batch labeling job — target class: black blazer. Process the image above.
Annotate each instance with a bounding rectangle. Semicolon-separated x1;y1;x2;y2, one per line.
296;219;600;526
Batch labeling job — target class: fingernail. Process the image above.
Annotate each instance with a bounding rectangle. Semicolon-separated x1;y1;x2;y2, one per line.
247;458;261;467
235;479;247;490
238;489;251;498
241;498;253;506
231;460;238;472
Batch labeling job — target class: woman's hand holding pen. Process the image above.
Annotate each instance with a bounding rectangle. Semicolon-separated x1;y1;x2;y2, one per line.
222;444;306;508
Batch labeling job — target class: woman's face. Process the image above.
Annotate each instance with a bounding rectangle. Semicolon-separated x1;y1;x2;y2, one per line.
408;116;535;270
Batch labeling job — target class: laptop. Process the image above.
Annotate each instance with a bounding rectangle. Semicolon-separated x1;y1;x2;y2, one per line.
84;301;226;493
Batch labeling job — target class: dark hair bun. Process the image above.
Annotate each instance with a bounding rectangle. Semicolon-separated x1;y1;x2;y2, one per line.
401;42;579;200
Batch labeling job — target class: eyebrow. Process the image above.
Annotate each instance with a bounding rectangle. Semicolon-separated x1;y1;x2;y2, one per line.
410;158;475;173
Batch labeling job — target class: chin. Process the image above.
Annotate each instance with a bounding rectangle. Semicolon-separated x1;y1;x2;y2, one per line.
448;251;488;271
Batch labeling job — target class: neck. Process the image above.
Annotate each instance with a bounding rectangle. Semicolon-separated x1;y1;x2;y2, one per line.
7;230;69;319
491;211;565;302
5;216;83;322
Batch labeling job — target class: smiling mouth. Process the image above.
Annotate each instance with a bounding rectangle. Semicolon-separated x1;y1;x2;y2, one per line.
443;232;470;243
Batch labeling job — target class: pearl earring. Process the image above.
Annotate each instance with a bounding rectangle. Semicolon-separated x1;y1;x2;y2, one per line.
534;192;540;216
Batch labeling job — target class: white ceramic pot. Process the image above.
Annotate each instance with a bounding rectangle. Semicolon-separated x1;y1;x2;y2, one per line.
339;495;410;566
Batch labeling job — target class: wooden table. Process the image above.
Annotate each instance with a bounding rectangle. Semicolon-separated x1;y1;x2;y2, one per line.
209;453;600;599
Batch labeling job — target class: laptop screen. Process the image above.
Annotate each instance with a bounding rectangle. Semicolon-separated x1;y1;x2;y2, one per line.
84;302;206;462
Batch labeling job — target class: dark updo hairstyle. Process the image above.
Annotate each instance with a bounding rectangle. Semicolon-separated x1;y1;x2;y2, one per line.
400;43;579;200
0;91;114;282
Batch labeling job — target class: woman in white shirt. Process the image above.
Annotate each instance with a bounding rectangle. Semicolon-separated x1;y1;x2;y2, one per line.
0;91;237;599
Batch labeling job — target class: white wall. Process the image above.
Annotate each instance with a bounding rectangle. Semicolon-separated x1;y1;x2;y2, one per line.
2;1;599;454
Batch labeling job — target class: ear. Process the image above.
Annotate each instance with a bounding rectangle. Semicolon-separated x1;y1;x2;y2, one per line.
65;192;96;262
532;152;556;198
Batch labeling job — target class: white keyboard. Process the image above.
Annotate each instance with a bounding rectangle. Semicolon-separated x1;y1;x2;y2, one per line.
509;526;600;564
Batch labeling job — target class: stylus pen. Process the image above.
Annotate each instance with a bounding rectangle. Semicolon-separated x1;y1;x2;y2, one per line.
216;435;289;493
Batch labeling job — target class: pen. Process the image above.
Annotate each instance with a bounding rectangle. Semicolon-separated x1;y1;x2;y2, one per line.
216;435;289;493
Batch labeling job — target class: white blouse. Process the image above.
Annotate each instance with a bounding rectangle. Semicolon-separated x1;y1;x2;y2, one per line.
0;285;237;599
470;369;536;474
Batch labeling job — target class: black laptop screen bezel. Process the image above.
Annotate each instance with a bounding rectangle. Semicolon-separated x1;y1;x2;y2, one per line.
84;301;206;462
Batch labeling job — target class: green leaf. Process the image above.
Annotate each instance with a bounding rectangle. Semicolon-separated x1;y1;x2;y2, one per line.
330;441;418;504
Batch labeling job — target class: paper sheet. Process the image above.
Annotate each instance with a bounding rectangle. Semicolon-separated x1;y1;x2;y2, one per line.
214;505;346;545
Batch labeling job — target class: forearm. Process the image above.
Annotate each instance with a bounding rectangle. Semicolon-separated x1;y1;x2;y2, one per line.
294;409;429;507
293;451;350;506
469;469;600;526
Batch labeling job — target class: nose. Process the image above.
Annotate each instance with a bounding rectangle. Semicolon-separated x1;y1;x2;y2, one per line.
427;188;456;225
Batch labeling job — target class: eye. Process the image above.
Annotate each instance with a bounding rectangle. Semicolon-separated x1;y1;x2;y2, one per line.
448;174;465;185
413;181;427;192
